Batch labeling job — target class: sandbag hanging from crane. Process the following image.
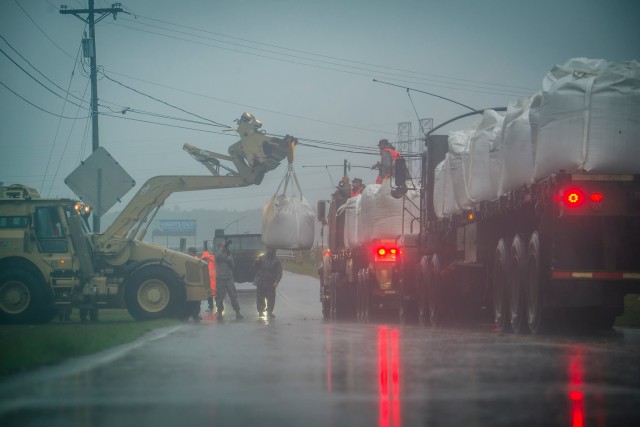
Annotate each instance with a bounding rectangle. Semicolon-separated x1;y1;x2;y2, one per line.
262;163;315;250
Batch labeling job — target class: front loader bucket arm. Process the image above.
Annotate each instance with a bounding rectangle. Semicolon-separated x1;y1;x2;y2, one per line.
95;113;296;256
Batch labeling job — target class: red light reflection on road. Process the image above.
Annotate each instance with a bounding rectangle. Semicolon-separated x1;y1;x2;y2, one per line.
567;347;585;427
378;326;401;427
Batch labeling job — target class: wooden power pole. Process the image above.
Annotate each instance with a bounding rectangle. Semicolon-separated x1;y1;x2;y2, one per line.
60;1;124;232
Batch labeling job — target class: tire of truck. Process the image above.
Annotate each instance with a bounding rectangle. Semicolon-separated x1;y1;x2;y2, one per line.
399;266;419;324
509;235;529;334
0;268;53;324
492;238;510;333
361;269;372;323
417;256;430;326
355;269;363;321
320;270;331;319
427;254;444;327
125;266;185;321
329;272;339;320
526;231;551;335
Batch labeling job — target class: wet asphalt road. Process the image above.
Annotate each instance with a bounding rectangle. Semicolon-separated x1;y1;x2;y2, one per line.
1;271;639;427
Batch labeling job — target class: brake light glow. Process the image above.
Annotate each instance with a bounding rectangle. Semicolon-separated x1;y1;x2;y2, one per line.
589;192;603;203
560;187;605;208
375;246;397;262
564;188;585;207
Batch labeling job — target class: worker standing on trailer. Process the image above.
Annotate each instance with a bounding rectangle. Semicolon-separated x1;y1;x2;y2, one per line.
374;139;400;184
350;177;365;197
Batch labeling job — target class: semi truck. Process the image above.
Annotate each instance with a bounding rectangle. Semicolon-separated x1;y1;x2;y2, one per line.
395;133;640;333
317;177;421;321
392;58;640;334
0;112;296;323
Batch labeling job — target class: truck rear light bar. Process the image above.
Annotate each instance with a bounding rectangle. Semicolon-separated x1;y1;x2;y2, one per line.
375;246;397;262
552;271;640;280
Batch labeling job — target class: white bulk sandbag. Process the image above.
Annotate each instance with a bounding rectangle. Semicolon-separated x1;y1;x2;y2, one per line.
448;128;474;210
262;164;314;250
463;109;504;203
341;195;360;248
498;95;537;195
355;184;380;245
371;182;420;239
433;155;460;219
531;58;640;180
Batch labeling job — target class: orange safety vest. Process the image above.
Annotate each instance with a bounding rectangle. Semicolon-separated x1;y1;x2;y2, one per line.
350;186;364;197
376;147;400;184
201;250;216;297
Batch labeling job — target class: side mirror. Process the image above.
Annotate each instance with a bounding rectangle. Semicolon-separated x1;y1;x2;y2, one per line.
317;200;326;223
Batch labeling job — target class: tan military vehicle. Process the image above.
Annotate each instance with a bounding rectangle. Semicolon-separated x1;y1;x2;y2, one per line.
0;113;296;323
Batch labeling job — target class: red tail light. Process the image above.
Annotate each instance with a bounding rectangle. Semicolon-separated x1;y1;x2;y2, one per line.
375;246;397;262
561;187;605;208
564;188;585;207
590;192;603;203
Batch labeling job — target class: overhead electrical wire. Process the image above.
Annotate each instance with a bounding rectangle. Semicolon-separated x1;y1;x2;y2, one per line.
119;13;536;95
0;80;86;119
0;45;89;111
110;19;532;98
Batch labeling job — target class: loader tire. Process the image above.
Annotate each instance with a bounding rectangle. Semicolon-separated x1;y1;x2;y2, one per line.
125;267;185;320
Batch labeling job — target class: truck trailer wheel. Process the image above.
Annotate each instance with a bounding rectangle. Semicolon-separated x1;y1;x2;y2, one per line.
509;235;528;334
492;239;510;333
526;231;551;335
0;269;53;324
125;267;185;320
427;255;444;327
417;257;430;327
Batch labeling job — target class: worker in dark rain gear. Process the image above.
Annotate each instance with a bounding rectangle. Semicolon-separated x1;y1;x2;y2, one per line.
373;139;400;184
253;247;282;319
213;239;244;320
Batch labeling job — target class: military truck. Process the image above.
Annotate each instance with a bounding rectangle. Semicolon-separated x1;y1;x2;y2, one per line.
0;113;296;323
212;229;264;283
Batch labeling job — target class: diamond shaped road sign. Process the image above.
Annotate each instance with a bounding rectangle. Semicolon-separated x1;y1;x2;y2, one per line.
65;147;136;217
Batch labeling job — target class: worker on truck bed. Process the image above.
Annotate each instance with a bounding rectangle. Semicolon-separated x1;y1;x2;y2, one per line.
253;247;283;319
373;138;400;184
350;177;365;197
213;239;244;320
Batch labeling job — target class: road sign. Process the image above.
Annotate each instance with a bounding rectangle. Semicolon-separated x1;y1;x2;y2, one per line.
65;147;135;217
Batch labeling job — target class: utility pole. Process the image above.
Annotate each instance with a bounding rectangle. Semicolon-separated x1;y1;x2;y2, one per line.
60;1;124;232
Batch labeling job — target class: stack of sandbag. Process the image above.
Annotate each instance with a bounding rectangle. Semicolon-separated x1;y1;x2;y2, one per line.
498;94;537;194
339;194;360;248
463;109;504;203
433;128;472;218
262;164;315;250
371;181;421;238
355;184;380;245
531;58;640;180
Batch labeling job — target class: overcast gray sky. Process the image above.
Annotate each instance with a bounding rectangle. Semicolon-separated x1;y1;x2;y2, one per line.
1;0;639;224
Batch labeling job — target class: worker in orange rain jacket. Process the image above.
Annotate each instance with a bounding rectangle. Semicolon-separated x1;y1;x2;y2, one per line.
201;248;217;313
350;177;365;197
373;139;400;184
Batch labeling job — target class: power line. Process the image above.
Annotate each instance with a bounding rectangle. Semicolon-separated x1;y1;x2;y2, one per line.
0;45;89;110
124;13;537;93
100;71;230;128
0;35;89;107
99;69;395;136
15;0;77;60
111;20;532;98
0;80;87;119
